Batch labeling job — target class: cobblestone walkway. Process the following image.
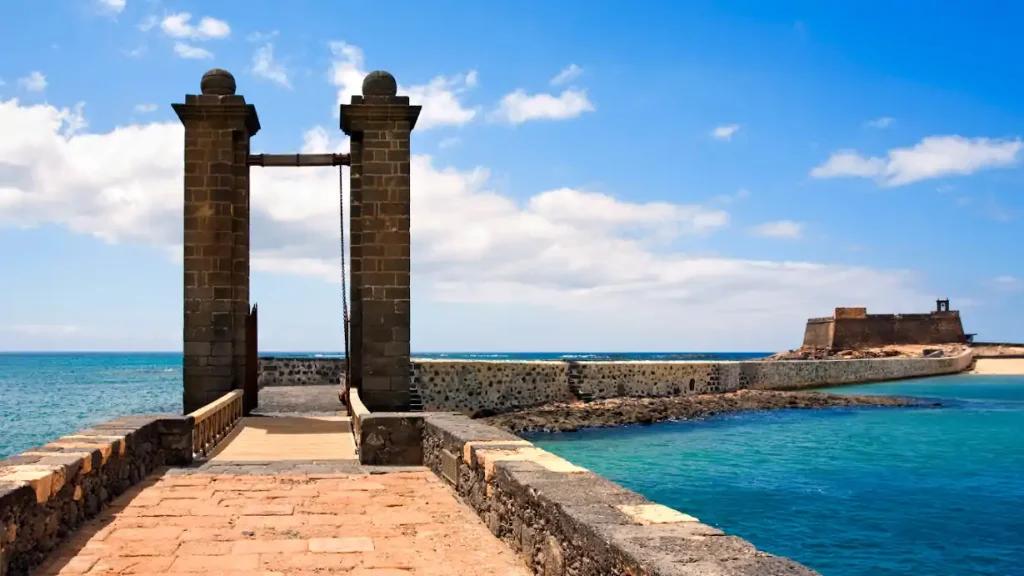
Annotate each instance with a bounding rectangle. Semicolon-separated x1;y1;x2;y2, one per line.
34;469;531;575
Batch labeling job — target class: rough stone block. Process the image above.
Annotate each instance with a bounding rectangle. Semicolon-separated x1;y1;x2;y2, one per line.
357;413;423;466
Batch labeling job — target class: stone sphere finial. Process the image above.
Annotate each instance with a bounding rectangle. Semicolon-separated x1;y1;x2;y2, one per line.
200;68;236;96
362;71;398;97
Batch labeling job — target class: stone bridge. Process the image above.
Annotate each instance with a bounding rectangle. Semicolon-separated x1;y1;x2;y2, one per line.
0;69;827;576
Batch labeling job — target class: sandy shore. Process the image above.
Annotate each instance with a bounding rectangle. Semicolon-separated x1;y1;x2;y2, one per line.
478;390;938;434
970;358;1024;375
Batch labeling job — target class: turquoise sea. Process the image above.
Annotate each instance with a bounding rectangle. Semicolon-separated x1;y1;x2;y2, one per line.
532;375;1024;576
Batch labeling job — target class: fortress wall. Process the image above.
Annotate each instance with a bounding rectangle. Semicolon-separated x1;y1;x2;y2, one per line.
257;357;346;387
258;352;973;413
572;361;741;399
741;350;974;390
830;313;965;349
802;318;834;348
411;360;572;413
410;351;974;413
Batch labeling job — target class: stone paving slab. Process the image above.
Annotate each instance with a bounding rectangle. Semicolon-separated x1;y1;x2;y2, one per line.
32;468;531;575
254;385;344;416
207;416;356;463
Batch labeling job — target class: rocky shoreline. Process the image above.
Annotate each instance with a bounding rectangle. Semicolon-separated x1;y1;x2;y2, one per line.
477;389;939;434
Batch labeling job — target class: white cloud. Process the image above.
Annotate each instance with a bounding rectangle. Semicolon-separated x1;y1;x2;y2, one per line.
17;72;47;92
97;0;125;13
0;324;80;336
491;89;595;124
750;220;804;239
711;124;740;140
0;78;5;87
160;13;230;40
992;276;1021;292
811;136;1023;187
134;103;158;113
251;43;291;89
329;42;479;130
865;117;895;129
173;42;213;60
0;95;932;348
550;64;583;86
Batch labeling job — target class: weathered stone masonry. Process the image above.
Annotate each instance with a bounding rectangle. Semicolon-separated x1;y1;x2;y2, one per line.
257;357;346;387
802;301;967;349
340;72;421;413
257;352;973;413
173;70;259;415
418;413;819;576
408;352;974;414
0;416;192;575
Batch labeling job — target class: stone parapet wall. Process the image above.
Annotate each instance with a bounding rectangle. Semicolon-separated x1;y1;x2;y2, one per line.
410;352;974;413
0;415;192;575
573;361;741;399
258;357;346;387
742;350;974;390
422;413;819;575
412;360;572;413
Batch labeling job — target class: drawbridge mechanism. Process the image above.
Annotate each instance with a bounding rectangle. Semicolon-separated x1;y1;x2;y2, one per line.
248;152;353;391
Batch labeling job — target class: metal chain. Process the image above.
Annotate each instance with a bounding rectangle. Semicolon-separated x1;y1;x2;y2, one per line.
338;166;351;389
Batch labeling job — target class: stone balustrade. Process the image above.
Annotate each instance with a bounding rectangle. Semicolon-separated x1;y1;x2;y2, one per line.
188;390;243;458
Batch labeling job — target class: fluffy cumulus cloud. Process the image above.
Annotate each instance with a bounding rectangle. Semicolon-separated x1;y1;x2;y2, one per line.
0;85;932;348
485;64;595;124
173;42;212;60
491;89;595;124
811;135;1024;186
160;13;230;40
330;42;478;130
159;13;230;59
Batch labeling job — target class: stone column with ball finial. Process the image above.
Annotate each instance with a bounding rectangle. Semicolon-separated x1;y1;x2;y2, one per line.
173;69;260;414
340;71;421;412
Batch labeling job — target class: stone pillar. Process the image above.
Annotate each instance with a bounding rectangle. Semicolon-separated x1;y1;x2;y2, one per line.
340;71;420;412
173;69;260;414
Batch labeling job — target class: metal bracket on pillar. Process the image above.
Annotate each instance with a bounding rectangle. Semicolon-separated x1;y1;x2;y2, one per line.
247;153;351;167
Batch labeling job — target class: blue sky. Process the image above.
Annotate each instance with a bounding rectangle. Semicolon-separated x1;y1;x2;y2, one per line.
0;0;1021;352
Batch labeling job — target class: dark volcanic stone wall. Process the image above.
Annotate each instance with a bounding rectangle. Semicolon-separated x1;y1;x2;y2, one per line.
0;415;192;576
257;357;346;387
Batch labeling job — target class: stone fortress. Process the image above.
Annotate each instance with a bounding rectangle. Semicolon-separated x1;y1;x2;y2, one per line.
802;299;968;350
0;68;983;576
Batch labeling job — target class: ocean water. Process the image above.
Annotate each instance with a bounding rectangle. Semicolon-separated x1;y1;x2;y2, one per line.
0;353;182;459
0;351;766;458
531;375;1024;576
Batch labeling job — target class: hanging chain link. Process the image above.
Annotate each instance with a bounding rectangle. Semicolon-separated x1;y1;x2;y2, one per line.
338;166;351;389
